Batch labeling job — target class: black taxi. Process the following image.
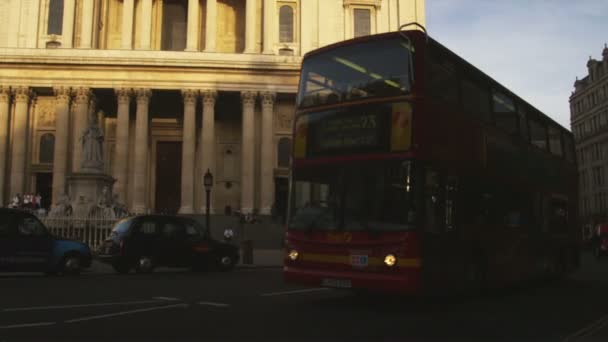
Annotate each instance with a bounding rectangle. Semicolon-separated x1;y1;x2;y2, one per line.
97;215;239;273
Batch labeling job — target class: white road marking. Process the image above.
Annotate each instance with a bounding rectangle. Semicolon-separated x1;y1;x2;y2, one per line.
261;288;331;297
65;303;189;324
563;314;608;342
153;297;180;301
3;299;169;312
0;322;56;329
197;302;230;308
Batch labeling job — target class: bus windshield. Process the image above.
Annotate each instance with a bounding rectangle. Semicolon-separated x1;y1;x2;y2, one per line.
289;161;416;232
297;37;414;108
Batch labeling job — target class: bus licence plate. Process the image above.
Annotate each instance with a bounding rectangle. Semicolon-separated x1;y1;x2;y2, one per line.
322;278;352;288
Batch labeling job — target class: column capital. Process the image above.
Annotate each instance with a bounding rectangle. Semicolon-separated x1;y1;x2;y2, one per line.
115;88;133;104
260;91;276;106
53;86;72;104
241;91;257;106
0;86;10;102
135;88;152;104
72;87;92;104
201;90;218;105
181;89;199;105
12;87;32;103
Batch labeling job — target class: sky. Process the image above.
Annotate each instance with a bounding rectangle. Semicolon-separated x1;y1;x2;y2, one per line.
425;0;608;129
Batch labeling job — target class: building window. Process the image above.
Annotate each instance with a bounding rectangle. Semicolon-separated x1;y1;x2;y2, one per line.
353;8;371;38
278;137;292;168
161;0;188;51
547;125;563;156
528;116;548;150
39;133;55;164
47;0;64;35
279;5;294;43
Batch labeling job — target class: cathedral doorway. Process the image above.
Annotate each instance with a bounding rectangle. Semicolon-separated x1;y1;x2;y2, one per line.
155;141;182;214
35;173;53;210
274;177;289;223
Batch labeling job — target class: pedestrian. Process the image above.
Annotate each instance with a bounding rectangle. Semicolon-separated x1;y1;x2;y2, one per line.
35;193;42;209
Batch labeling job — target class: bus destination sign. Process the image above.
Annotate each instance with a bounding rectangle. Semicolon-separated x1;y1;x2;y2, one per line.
313;112;383;153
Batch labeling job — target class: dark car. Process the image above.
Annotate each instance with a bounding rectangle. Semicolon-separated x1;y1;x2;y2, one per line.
97;215;239;274
0;208;92;275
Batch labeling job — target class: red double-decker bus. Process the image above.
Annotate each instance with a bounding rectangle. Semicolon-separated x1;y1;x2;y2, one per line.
283;25;580;294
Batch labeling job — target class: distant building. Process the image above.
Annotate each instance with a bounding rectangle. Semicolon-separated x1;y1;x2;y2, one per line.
570;44;608;224
0;0;425;214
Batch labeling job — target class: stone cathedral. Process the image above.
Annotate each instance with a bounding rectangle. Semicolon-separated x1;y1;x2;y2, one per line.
0;0;425;215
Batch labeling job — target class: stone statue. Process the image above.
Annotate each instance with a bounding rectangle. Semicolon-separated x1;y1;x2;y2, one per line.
110;194;129;218
49;193;72;217
89;185;115;219
81;110;104;171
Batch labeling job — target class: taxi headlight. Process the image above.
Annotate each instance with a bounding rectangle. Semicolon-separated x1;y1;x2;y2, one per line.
288;250;299;261
384;254;397;267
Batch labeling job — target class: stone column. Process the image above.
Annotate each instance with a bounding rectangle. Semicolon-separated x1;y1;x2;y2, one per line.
140;0;153;49
71;87;91;172
260;92;275;215
9;87;31;198
263;0;275;54
113;88;132;202
132;89;151;213
0;86;10;205
51;87;71;205
121;0;135;49
62;0;76;48
344;4;353;39
179;89;198;214
185;0;200;51
200;90;217;213
240;91;256;213
244;0;257;53
80;0;94;48
204;0;217;52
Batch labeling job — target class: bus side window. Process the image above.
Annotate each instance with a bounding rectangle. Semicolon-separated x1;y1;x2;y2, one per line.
445;176;458;231
425;169;445;234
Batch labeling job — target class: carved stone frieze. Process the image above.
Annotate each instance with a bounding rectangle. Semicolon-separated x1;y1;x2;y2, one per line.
276;105;293;131
36;97;57;128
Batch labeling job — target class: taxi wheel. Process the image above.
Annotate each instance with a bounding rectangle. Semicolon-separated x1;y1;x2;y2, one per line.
135;256;154;274
218;255;236;271
60;254;82;276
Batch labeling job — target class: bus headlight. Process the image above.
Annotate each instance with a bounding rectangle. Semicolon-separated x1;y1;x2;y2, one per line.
288;250;299;261
384;254;397;267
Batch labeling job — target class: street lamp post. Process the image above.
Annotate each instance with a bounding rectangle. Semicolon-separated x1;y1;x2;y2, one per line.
203;169;213;231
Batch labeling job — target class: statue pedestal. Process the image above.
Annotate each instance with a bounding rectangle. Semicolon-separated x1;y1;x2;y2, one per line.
66;173;115;218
